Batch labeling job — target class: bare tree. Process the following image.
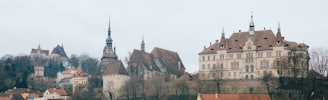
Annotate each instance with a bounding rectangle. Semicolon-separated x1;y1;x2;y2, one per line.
263;73;273;100
310;48;328;76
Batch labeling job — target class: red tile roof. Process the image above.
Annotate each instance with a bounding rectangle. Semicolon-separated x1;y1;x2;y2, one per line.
46;88;67;96
74;66;83;77
199;94;270;100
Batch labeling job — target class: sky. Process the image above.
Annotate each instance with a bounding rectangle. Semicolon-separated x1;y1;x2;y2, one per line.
0;0;327;73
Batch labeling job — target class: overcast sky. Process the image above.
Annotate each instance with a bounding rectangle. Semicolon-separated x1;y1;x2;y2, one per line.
1;0;327;73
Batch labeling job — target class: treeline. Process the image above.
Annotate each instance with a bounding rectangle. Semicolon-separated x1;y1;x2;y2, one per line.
0;55;33;92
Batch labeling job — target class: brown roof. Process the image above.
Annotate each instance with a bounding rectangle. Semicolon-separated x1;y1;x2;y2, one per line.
74;66;83;77
128;47;185;76
0;93;9;97
128;49;159;71
199;94;270;100
46;88;67;96
31;49;49;55
102;60;129;76
151;47;185;75
200;29;307;54
5;88;30;95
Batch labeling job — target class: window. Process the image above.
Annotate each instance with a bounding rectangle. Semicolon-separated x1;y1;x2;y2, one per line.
221;72;223;78
220;55;224;60
220;63;223;69
213;64;216;69
246;53;253;62
257;52;263;58
231;62;239;69
229;54;233;59
251;75;254;79
258;71;260;76
213;73;216;78
246;65;249;72
202;64;205;70
208;56;210;61
261;61;269;68
207;64;210;70
202;56;205;61
229;72;231;77
276;51;282;57
213;55;216;60
250;65;254;72
234;72;237;77
266;52;272;58
245;75;249;79
202;73;205;79
208;73;210;78
237;54;242;59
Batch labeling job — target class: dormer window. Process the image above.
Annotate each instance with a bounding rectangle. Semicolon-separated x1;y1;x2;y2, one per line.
247;46;251;50
276;41;281;45
264;37;268;39
220;44;224;48
235;40;238;42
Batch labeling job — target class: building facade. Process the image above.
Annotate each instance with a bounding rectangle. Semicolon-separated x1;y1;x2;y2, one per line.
72;66;88;93
199;15;309;80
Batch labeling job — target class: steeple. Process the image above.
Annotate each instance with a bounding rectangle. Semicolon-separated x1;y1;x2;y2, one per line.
141;36;145;52
108;16;111;36
249;12;255;35
277;22;281;33
101;16;118;61
220;27;226;48
106;16;113;48
38;44;41;49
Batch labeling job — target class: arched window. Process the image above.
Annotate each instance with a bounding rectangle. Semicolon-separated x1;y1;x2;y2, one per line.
251;75;254;79
250;65;254;72
246;65;249;72
245;75;249;79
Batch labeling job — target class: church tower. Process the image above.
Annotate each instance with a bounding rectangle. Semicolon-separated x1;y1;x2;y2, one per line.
101;17;118;61
141;37;145;52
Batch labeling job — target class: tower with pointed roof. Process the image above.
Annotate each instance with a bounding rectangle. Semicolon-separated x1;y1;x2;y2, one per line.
72;65;88;94
141;37;145;52
101;17;118;61
249;13;255;35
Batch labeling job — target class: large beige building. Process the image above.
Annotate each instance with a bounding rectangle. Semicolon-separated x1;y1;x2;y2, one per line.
199;15;309;80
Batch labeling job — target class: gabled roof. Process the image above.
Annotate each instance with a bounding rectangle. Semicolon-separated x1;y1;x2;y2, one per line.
74;66;83;77
5;88;30;95
199;94;270;100
199;29;308;54
51;45;68;58
31;45;49;55
102;60;129;76
151;47;185;75
128;49;159;71
46;88;67;96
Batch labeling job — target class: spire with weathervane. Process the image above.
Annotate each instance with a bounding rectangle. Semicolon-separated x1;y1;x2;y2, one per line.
101;16;118;61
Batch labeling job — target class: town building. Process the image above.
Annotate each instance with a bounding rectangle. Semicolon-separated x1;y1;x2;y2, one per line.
127;39;186;81
101;18;130;99
33;61;48;81
50;44;69;67
30;45;49;60
198;15;309;80
72;66;88;93
43;88;69;100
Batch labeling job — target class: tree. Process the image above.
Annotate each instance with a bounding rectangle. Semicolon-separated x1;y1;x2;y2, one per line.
69;54;80;67
310;48;328;76
263;73;273;100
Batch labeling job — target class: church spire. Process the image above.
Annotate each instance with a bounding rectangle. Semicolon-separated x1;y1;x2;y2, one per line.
222;27;225;38
249;12;255;34
108;16;111;36
278;22;281;33
141;36;145;52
